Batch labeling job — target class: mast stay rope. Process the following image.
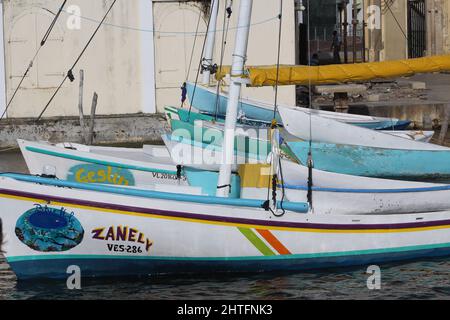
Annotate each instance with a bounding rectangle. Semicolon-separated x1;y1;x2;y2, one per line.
36;0;118;122
0;0;68;121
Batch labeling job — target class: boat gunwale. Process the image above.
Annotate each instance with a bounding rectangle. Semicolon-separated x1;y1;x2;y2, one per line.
3;181;450;231
0;173;309;213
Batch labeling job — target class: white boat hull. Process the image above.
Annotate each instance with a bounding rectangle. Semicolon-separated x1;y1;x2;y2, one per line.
18;139;188;187
3;174;450;280
164;133;450;215
241;159;450;215
278;106;447;151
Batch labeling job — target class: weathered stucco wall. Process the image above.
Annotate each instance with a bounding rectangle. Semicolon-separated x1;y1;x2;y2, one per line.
381;0;408;61
2;0;296;119
2;0;154;119
153;0;297;111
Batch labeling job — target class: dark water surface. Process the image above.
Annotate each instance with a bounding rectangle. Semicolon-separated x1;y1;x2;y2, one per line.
1;152;450;300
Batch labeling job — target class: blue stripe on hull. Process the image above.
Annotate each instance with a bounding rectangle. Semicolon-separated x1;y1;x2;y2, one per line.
9;246;450;280
288;141;450;179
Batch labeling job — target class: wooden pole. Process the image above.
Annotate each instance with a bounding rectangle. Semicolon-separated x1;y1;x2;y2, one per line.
439;104;450;145
88;92;98;145
78;69;86;143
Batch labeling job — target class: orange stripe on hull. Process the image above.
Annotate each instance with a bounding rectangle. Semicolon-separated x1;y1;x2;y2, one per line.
256;229;292;255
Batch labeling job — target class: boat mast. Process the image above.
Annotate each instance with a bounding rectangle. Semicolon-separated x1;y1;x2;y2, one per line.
216;0;253;197
202;0;220;85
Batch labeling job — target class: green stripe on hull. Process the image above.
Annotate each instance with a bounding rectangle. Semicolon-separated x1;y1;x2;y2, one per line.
238;228;276;256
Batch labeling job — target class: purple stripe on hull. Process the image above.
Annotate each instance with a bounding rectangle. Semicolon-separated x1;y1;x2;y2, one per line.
1;188;449;231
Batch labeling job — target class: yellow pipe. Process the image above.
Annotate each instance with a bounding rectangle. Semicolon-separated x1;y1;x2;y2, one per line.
215;55;450;86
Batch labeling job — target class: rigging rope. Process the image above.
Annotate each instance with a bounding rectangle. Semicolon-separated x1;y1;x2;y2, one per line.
57;7;278;36
0;0;67;121
306;0;314;210
187;0;216;122
186;10;203;83
214;0;233;121
265;0;286;217
36;0;117;122
383;0;408;41
272;0;283;120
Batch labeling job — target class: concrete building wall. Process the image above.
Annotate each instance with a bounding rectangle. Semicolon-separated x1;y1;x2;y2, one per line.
153;0;296;111
2;0;156;119
0;4;6;116
371;0;450;61
381;0;408;60
444;0;450;53
1;0;296;119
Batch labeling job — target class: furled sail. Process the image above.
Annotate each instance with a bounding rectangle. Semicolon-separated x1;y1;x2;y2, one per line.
215;55;450;86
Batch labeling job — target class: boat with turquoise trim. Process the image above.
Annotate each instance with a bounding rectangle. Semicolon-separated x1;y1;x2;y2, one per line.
4;173;450;280
4;0;450;282
278;105;450;179
18;139;188;187
166;105;434;142
286;140;450;179
18;138;246;197
185;82;412;130
163;131;450;215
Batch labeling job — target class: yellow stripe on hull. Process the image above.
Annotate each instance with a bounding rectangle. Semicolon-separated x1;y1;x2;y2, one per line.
2;192;450;234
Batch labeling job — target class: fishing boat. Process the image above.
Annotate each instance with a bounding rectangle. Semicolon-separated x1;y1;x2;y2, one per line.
18;139;187;187
18;139;246;197
6;173;450;280
163;131;450;215
277;106;450;179
4;0;450;281
17;108;433;188
247;160;450;215
185;82;411;130
166;106;433;142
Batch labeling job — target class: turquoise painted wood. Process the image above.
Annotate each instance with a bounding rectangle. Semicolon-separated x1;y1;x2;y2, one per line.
184;168;241;198
186;83;411;130
287;141;450;179
186;82;282;123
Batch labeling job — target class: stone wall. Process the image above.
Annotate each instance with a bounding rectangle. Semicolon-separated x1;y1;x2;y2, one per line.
0;113;169;150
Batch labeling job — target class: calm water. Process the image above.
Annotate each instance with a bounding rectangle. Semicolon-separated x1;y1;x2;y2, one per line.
1;151;450;300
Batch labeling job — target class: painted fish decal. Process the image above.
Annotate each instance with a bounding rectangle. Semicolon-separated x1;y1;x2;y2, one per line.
15;205;84;252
